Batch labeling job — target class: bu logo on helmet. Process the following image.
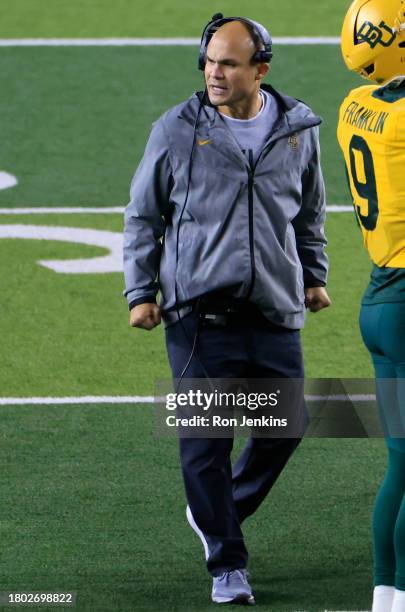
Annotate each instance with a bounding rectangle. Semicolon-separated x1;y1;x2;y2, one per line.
357;20;397;49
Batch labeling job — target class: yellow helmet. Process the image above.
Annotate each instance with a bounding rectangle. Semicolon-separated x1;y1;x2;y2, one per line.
341;0;405;83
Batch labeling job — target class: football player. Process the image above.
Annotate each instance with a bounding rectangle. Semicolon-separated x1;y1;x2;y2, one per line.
337;1;405;611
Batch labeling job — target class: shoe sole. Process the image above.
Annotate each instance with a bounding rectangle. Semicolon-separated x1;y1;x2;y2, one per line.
186;505;209;561
212;593;255;605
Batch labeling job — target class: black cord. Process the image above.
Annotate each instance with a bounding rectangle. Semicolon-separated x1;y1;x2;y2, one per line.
176;297;202;388
173;87;213;385
174;88;205;305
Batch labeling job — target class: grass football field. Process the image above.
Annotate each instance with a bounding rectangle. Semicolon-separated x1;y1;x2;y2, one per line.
0;2;386;610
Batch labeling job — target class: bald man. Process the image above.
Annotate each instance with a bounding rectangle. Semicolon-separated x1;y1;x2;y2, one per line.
124;15;330;605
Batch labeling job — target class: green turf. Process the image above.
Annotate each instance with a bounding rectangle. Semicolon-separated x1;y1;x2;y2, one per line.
0;214;170;396
0;46;361;209
0;405;386;611
0;0;351;38
302;211;373;379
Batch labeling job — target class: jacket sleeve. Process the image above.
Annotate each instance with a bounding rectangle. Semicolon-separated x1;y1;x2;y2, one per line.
123;118;173;308
292;126;328;287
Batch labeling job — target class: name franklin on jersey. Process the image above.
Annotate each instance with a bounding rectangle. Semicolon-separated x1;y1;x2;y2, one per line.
342;100;389;134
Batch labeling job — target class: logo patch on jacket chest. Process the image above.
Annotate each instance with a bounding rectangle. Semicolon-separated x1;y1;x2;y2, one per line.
288;134;299;150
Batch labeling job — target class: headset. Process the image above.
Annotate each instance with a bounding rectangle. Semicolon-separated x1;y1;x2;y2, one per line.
174;13;273;388
198;12;273;71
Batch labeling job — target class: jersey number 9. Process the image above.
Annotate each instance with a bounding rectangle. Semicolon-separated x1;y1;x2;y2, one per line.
348;134;379;231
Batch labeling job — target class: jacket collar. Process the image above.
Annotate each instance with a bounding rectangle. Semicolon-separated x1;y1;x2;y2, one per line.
177;84;322;173
177;83;322;135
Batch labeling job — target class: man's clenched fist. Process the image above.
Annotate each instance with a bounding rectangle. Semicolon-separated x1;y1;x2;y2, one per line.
304;287;332;313
129;303;161;330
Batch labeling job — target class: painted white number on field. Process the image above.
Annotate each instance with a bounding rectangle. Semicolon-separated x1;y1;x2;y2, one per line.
0;171;18;190
0;225;123;273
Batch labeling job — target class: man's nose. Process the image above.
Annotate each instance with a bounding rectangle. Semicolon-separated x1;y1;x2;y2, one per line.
210;63;224;79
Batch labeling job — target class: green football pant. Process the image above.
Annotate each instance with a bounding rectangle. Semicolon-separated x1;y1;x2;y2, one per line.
360;302;405;590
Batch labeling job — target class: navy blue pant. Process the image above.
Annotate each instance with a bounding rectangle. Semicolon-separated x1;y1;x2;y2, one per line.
165;311;304;576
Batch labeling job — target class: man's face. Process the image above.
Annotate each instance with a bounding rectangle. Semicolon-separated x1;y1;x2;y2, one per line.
204;24;265;109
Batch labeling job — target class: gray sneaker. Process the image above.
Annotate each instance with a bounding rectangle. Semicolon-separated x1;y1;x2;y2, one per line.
212;569;255;605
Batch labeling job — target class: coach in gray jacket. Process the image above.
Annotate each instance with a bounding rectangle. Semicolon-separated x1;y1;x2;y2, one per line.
123;16;330;606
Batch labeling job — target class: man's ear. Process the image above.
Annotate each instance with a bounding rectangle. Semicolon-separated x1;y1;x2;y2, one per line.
255;63;270;81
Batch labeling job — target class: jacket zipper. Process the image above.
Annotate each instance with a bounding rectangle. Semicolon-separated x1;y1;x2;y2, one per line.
245;142;276;299
246;166;255;300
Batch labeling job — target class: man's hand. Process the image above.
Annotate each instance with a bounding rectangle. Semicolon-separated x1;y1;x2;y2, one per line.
304;287;331;313
129;303;161;330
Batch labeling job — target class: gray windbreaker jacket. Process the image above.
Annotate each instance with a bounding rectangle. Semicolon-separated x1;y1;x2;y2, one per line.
124;83;328;329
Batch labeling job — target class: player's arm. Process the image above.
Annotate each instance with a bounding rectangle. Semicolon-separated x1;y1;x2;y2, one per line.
292;125;331;312
123;119;173;329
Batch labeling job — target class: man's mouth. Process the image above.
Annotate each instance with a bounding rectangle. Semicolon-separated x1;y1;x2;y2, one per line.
210;85;227;94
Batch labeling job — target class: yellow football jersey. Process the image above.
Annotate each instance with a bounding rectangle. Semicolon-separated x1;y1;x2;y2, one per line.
337;83;405;267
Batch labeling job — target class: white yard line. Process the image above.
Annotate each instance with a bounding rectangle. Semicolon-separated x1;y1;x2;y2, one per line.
0;396;156;406
327;205;353;212
0;37;340;47
0;394;375;406
0;205;352;215
0;206;126;214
